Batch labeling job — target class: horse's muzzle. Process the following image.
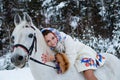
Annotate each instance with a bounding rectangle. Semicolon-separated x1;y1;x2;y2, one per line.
11;54;27;68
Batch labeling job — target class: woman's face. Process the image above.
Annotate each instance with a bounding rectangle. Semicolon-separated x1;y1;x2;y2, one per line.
44;33;58;47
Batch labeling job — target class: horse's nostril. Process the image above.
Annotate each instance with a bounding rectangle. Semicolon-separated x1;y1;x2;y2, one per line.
18;56;23;61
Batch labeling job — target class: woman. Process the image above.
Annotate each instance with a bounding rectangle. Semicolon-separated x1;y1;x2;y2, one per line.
41;28;105;80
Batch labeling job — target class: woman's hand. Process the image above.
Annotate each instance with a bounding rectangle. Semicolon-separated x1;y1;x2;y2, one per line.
41;53;55;63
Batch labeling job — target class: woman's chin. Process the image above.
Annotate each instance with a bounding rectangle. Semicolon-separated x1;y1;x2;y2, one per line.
54;45;57;47
51;45;57;47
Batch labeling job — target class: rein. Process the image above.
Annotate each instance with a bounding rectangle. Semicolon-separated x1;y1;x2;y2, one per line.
30;57;57;69
13;28;57;69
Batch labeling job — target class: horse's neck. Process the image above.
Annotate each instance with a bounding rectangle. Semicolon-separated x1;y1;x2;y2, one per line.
31;29;54;60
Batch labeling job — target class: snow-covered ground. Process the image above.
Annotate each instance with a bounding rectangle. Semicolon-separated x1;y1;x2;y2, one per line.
0;53;35;80
0;67;35;80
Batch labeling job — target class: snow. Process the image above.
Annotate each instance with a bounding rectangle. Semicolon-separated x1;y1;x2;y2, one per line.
56;2;67;10
0;67;35;80
70;16;80;30
42;0;52;6
0;53;34;80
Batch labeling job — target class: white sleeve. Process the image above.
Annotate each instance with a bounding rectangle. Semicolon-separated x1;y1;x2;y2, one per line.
64;35;76;55
64;35;97;57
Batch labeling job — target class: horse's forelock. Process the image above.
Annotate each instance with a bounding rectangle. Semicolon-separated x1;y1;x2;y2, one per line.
12;21;29;40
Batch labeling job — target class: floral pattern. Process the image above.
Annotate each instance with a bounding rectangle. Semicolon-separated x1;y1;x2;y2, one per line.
81;53;105;67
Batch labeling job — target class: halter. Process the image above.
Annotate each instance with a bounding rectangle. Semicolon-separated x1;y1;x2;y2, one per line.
13;33;37;56
13;26;57;69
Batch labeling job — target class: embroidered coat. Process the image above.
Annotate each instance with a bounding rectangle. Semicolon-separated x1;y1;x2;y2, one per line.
41;28;105;72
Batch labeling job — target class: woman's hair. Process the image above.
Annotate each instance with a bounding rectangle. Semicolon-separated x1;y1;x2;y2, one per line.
42;30;53;36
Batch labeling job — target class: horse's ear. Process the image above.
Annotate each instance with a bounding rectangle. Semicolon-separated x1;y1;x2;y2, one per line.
14;14;21;26
23;13;32;23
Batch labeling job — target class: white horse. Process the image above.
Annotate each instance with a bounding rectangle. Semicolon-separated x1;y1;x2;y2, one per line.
11;13;120;80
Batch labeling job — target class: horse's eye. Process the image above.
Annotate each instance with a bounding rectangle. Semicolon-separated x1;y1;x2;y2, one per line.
25;25;29;28
11;36;14;40
28;33;33;38
11;36;15;43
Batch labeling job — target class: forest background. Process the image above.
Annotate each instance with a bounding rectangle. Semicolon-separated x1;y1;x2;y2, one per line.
0;0;119;60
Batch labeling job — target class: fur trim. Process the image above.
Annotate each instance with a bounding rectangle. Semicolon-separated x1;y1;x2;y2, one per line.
55;53;70;73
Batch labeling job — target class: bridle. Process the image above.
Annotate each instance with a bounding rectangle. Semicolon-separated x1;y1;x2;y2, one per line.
13;33;37;56
13;26;57;69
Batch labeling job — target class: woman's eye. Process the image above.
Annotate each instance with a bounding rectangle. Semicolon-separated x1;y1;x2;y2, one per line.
52;37;55;40
47;40;50;43
28;33;33;38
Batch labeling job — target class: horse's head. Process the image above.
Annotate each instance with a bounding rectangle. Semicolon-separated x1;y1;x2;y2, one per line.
11;13;39;68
